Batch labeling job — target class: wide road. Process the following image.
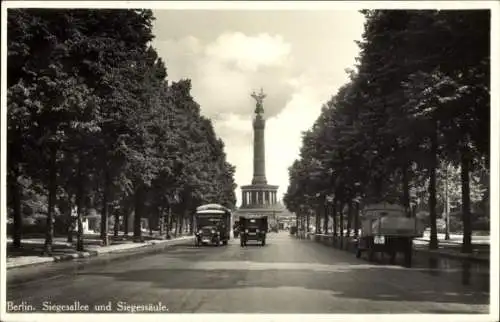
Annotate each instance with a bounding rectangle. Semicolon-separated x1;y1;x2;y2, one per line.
6;233;489;314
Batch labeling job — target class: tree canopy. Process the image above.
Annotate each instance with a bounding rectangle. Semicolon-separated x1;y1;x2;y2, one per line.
7;9;237;252
283;10;490;253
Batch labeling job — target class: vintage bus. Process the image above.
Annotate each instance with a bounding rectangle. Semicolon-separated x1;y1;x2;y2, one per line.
194;203;232;246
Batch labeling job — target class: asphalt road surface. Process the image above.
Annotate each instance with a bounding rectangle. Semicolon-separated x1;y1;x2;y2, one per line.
6;233;489;314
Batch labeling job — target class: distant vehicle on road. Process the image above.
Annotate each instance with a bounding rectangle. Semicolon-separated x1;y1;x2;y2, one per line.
239;216;268;246
194;204;231;247
355;202;425;267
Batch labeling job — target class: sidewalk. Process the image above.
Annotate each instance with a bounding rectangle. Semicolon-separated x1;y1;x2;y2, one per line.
414;231;490;245
413;232;490;262
6;233;194;270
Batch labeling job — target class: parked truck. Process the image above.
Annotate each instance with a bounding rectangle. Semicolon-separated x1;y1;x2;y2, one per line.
355;203;425;267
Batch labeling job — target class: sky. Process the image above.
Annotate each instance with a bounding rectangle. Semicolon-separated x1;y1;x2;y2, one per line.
150;10;366;207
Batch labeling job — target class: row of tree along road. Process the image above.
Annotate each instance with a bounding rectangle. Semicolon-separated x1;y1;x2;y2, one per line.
7;9;237;254
283;10;490;254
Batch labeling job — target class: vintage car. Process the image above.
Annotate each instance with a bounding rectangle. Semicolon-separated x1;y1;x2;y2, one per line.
239;216;268;246
194;204;231;247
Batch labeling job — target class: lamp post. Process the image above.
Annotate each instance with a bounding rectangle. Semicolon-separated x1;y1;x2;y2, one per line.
326;194;334;244
353;182;361;238
444;163;450;240
353;197;361;239
323;197;328;234
326;168;335;235
315;192;322;234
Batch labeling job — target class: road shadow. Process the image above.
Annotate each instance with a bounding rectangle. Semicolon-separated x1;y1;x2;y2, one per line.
307;238;490;292
74;267;489;307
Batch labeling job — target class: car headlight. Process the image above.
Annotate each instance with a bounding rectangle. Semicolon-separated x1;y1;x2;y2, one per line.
256;229;260;233
245;229;249;233
198;230;202;234
211;229;215;234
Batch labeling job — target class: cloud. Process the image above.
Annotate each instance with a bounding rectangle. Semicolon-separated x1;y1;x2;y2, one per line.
205;32;292;72
265;73;351;199
151;11;365;206
153;32;296;120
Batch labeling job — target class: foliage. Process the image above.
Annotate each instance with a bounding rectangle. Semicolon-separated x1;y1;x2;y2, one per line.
283;10;490;252
7;9;237;249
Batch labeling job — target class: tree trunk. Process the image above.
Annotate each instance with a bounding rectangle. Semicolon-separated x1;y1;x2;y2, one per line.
354;201;360;238
306;212;310;232
100;170;110;246
184;209;191;235
316;206;322;234
114;208;120;238
76;207;84;251
10;164;23;248
44;145;57;256
461;145;472;253
133;187;143;242
173;214;179;237
149;214;153;237
346;201;352;237
332;197;338;237
444;163;451;240
323;203;329;233
340;201;345;237
159;206;164;235
428;122;439;250
75;158;85;252
66;194;74;243
402;164;411;217
123;205;130;236
189;212;194;234
166;206;172;239
178;213;184;236
165;208;169;235
339;201;345;249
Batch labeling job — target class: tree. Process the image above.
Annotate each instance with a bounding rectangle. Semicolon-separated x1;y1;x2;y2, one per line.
7;9;239;253
284;10;490;254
